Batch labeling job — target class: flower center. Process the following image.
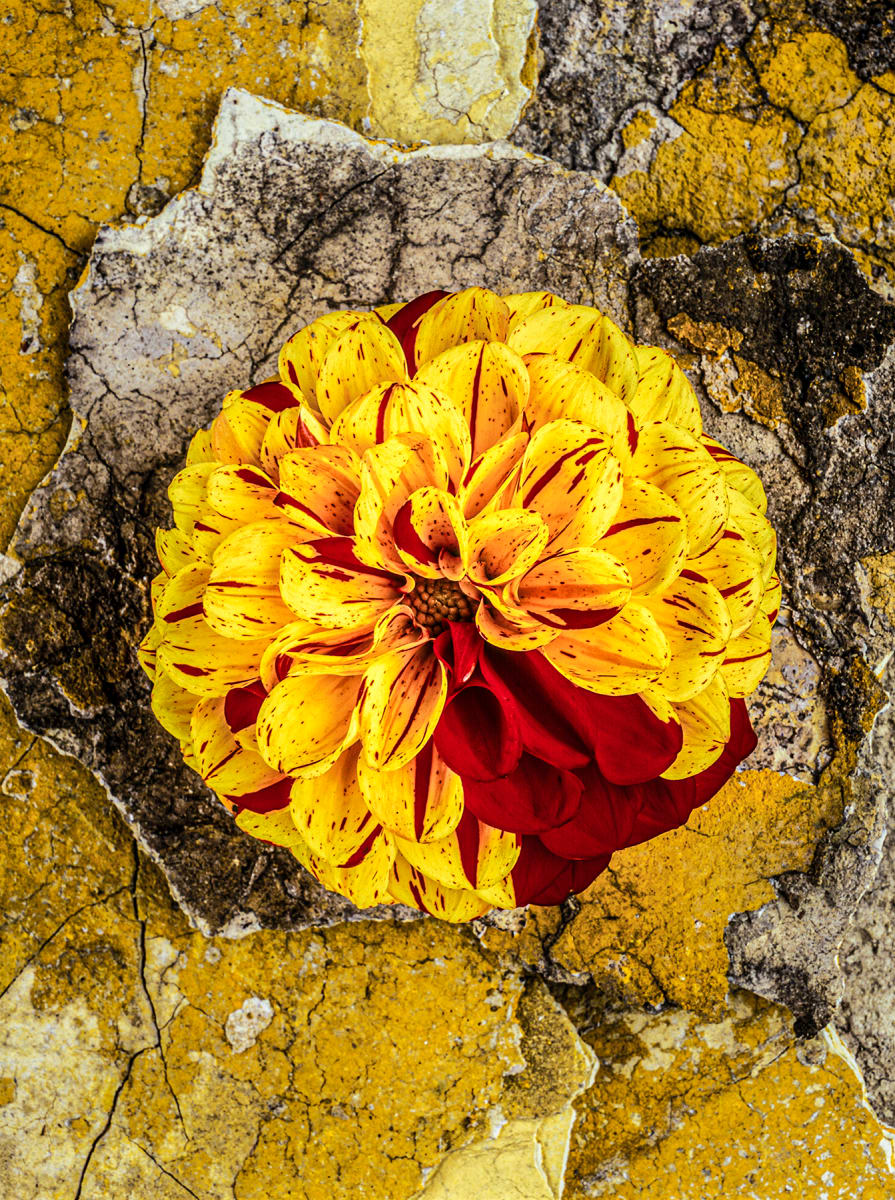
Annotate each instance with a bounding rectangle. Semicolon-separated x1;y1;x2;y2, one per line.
408;577;476;636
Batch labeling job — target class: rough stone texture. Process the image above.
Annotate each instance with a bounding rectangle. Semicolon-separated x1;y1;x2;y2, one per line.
0;88;639;938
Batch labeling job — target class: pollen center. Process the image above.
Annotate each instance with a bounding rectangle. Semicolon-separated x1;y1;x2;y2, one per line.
408;577;476;635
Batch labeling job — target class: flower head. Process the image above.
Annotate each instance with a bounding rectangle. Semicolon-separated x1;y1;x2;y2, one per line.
140;288;777;920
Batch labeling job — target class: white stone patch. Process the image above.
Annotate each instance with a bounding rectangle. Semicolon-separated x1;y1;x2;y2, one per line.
12;257;42;356
159;303;199;337
225;996;274;1053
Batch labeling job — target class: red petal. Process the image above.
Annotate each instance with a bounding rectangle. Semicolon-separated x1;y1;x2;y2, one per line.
228;776;292;814
511;836;610;906
223;680;267;735
385;290;450;369
243;380;300;412
585;693;682;785
480;647;591;769
538;764;643;858
462;754;583;834
434;679;522;781
622;699;757;847
434;621;483;687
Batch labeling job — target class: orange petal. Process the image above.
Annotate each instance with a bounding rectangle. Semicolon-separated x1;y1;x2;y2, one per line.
191;696;281;796
392;486;467;579
394;813;520;891
458;432;529;519
280;536;401;631
354;433;450;570
260;406;330;480
205;463;280;523
476;601;557;652
276;445;361;537
465;508;550;587
514;547;631;630
414;340;528;458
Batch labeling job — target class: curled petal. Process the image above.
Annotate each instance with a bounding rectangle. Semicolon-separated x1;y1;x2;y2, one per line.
464;508;549;587
721;613;773;698
387;853;489;920
330;380;471;482
685;527;764;638
280;536;402;631
385;290;450;366
156;528;194;576
392;487;467;579
151;668;201;741
703;436;768;514
514;547;631;630
523;352;629;441
256;671;361;777
278;310;376;405
138;622;161;681
316;321;408;422
631;347;702;435
395;808;520;891
475;602;556;652
205;521;296;639
212;397;271;465
414;340;528;458
276;445;361;537
290;745;379;865
355;433;451;570
728;488;777;584
503;290;571;333
539;766;643;859
662;674;731;779
260;406;329;480
517;420;623;551
642;576;732;703
236;802;306;849
600;478;688;597
357;740;463;843
359;646;447;771
186;428;214;465
543;603;669;695
507;304;638;402
434;677;523;781
413;288;510;369
458;432;529;519
191;696;281;796
168;462;215;536
310;826;396;908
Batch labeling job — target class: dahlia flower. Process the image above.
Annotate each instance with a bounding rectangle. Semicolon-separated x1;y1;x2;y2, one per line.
139;288;777;921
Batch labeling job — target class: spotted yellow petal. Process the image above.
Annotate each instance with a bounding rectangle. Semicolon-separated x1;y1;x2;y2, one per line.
185;427;214;465
721;613;773;697
151;668;201;741
156;527;194;576
277;445;361;537
212;397;271;465
359;646;447;771
358;743;463;843
685;527;764;638
522;352;629;441
516;420;623;551
476;599;557;651
543;603;669;694
514;547;631;630
631;347;702;435
290;745;379;865
204;521;296;639
458;432;528;519
138;622;161;681
662;673;732;779
599;478;688;597
205;463;279;523
728;488;777;584
703;436;768;514
414;340;528;458
316;321;408;422
621;421;729;557
395;813;520;891
256;670;361;777
310;827;396;908
260;406;329;480
168;462;215;536
413;288;510;368
280;536;401;631
354;433;450;570
191;696;281;796
503;290;571;332
507;304;638;402
236;805;308;850
465;508;550;587
392;486;467;579
278;310;376;405
388;853;490;920
642;576;732;702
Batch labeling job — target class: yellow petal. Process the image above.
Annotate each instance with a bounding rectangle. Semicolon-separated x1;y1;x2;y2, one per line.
156;527;195;576
761;574;782;623
685;528;764;638
413;288;510;369
728;488;777;584
316;321;408;422
256;670;361;777
330;380;471;483
204;521;296;639
642;576;732;703
357;744;463;843
523;352;629;441
260;406;330;480
662;673;732;779
392;486;467;579
156;564;268;696
631;347;703;435
151;668;201;741
514;547;631;630
185;427;214;465
702;436;768;514
543;603;669;694
621;421;729;557
359;646;447;771
259;610;421;689
310;827;396;908
278;310;376;405
191;696;281;796
516;420;623;550
277;445;361;537
507;304;638;402
388;853;490;920
290;745;379;865
476;601;557;651
414;340;528;458
721;613;773;697
236;805;308;851
354;433;450;570
211;397;271;465
458;431;528;519
205;463;279;523
599;477;688;597
394;816;520;891
168;462;215;536
503;290;570;332
465;508;550;586
280;536;401;631
138;622;161;681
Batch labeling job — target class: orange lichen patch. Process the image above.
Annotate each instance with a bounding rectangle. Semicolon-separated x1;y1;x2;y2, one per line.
667;313;743;358
483;766;837;1016
730;355;788;428
859;550;895;627
620;108;658;151
753;30;861;124
563;992;895;1199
